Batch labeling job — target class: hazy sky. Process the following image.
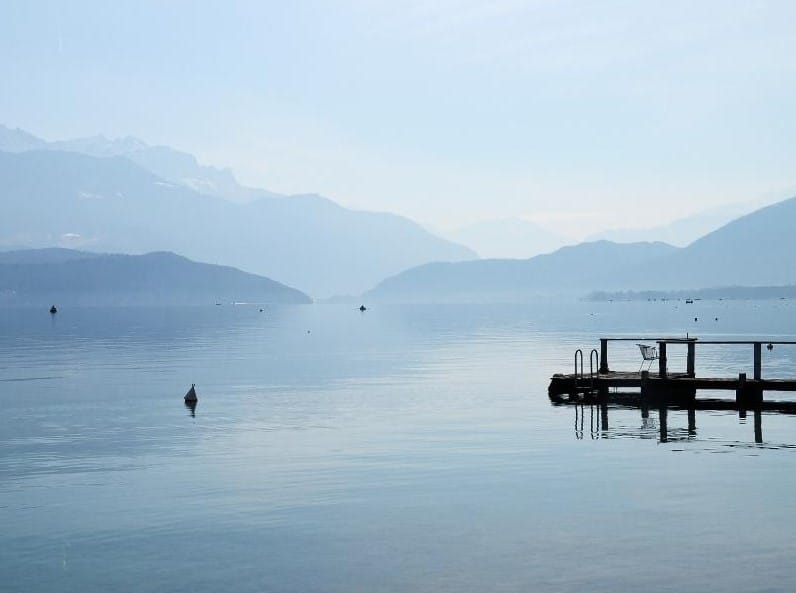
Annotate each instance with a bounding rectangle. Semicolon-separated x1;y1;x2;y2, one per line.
2;1;796;237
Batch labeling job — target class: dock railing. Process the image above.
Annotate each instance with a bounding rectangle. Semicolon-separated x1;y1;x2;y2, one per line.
599;337;796;380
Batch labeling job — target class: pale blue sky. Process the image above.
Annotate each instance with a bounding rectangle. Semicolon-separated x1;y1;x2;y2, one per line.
2;0;796;237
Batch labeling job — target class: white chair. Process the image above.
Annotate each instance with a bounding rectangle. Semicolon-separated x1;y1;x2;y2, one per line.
637;344;659;372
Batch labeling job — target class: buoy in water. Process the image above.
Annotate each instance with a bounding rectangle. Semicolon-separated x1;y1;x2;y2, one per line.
767;343;774;351
184;383;198;403
49;305;57;314
359;305;367;311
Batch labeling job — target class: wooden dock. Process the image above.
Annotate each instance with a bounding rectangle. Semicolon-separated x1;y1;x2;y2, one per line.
548;337;796;412
549;337;796;443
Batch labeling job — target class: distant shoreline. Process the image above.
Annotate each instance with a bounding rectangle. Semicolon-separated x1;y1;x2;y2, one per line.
587;285;796;302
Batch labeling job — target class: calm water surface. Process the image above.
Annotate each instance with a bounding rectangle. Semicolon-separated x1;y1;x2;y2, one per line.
2;301;796;592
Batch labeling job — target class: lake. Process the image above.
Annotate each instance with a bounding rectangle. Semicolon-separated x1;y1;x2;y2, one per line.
2;300;796;593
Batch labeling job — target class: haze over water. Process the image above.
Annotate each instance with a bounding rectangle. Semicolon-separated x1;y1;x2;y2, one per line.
3;301;796;592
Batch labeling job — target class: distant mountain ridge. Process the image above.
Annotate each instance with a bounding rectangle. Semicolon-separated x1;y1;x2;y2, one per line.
0;247;101;265
0;124;277;203
366;195;796;302
645;195;796;288
365;240;679;302
0;248;311;305
0;140;476;297
586;199;772;247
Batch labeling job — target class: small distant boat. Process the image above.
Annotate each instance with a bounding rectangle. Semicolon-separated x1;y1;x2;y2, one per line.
359;305;367;312
49;305;58;314
184;383;198;403
685;299;694;304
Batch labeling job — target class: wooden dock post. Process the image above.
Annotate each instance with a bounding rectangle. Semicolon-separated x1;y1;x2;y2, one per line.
751;346;764;428
686;383;697;435
640;370;650;419
687;340;696;377
736;372;747;418
599;385;609;430
659;406;668;443
599;339;609;373
658;342;667;378
754;408;763;443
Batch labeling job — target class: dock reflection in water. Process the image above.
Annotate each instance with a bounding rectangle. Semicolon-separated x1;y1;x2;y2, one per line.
550;335;796;448
561;399;775;446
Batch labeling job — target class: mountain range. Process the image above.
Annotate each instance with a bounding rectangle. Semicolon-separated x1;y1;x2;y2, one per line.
586;199;773;247
366;195;796;302
0;125;276;203
0;126;475;298
4;124;795;304
0;248;311;306
364;241;678;302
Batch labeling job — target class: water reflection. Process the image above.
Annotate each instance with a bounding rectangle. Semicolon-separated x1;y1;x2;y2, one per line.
563;402;769;445
574;404;606;439
574;404;583;439
184;399;197;418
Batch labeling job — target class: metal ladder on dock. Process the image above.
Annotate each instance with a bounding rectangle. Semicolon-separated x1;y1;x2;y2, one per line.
574;348;600;394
